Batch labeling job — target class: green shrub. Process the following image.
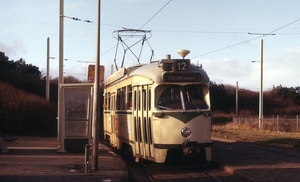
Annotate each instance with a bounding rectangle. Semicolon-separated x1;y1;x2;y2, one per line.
212;111;233;125
0;82;57;136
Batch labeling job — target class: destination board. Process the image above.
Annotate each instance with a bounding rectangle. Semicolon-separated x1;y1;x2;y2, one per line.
163;73;201;82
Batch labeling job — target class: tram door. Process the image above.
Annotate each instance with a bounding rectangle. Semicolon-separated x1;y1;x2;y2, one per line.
133;85;152;160
110;92;117;146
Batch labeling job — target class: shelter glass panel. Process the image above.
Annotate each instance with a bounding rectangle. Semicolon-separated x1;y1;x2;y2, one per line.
65;88;90;137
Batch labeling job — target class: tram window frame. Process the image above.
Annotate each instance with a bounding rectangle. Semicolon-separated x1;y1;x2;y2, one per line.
117;87;126;110
121;87;126;110
202;85;210;107
104;93;108;110
148;117;152;144
134;90;137;110
117;89;121;110
108;93;111;110
111;95;115;110
143;89;146;110
143;117;147;144
138;90;141;111
148;89;151;110
127;85;132;110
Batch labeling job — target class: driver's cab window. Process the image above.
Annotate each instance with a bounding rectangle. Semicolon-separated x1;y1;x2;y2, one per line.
156;84;208;110
183;85;208;110
157;85;182;110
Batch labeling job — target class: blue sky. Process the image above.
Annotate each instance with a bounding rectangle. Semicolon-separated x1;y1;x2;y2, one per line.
1;0;300;91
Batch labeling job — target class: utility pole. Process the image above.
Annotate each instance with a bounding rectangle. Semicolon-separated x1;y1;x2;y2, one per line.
250;39;264;129
236;81;238;115
91;0;101;171
57;0;65;151
259;39;263;129
248;33;275;129
46;37;50;101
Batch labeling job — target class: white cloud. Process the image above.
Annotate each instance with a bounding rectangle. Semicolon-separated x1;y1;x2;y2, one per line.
0;42;15;56
13;39;27;54
0;40;26;59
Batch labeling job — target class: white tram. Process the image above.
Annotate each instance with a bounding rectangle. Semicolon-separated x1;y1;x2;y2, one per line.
103;50;212;163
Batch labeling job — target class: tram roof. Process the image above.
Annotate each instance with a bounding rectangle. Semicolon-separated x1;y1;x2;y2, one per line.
105;60;210;86
128;61;210;84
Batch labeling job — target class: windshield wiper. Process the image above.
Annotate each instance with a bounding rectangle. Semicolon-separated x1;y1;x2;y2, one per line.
191;100;202;113
157;105;174;110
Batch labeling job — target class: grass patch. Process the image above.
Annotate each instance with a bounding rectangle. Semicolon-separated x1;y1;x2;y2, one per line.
212;124;300;150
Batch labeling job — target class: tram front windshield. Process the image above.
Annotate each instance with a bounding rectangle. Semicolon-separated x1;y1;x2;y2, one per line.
156;84;208;111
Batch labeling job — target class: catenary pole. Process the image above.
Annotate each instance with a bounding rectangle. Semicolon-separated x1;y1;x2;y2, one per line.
46;37;50;101
236;81;238;115
57;0;65;151
92;0;101;171
248;33;275;129
259;39;263;129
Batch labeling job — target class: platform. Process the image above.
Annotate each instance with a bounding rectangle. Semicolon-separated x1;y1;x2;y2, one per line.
0;136;128;182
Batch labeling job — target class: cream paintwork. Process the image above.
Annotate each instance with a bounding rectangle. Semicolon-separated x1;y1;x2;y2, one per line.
103;60;212;163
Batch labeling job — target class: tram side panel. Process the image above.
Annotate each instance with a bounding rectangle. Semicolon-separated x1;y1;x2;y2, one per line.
104;78;137;157
103;93;111;142
116;79;136;155
110;93;116;147
132;85;154;161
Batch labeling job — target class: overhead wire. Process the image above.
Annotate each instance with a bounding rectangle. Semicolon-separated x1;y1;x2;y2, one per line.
100;0;172;57
100;2;300;61
139;0;172;30
64;15;93;23
153;30;248;34
191;17;300;59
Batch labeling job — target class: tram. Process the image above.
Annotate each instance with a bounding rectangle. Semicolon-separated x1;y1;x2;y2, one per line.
103;46;213;163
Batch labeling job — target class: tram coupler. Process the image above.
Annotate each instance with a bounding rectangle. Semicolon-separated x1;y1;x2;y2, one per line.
84;144;91;174
182;141;199;157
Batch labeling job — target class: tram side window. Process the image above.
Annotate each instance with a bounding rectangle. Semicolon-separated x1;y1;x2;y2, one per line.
108;93;111;110
104;93;111;110
110;95;113;110
117;89;121;110
127;85;132;110
111;95;115;110
104;93;108;110
117;87;126;110
121;87;126;110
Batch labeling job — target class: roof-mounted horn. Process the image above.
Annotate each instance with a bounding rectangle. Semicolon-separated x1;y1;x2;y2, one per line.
177;49;190;59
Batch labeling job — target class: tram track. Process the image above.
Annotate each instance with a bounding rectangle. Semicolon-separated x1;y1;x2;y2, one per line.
142;161;228;182
118;148;240;182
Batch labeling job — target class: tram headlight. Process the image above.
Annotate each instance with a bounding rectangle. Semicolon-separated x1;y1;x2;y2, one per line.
181;127;192;138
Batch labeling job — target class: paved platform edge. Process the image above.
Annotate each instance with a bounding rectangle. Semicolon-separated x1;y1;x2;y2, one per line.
211;137;253;182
